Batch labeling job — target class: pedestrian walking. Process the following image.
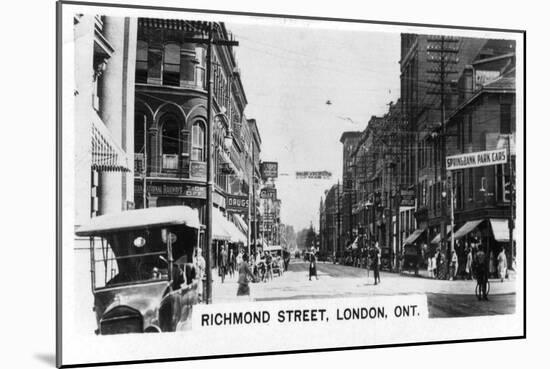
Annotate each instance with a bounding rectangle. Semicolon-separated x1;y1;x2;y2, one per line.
228;248;235;278
489;250;495;278
309;248;318;281
236;248;243;270
427;252;434;278
497;248;507;282
265;251;273;281
193;248;206;302
465;247;473;280
450;249;458;280
237;253;256;297
474;247;489;301
219;245;228;283
435;248;442;279
373;242;381;285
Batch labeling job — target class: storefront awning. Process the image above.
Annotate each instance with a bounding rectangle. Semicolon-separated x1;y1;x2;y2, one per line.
490;218;511;242
225;218;247;244
403;228;425;245
430;225;452;244
212;208;232;241
91;118;130;172
232;213;248;234
454;219;484;240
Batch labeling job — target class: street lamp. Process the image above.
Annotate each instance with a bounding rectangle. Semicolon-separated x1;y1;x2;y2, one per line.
224;130;233;152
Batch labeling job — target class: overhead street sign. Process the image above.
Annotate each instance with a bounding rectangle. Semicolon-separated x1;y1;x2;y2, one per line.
446;149;507;171
260;162;278;178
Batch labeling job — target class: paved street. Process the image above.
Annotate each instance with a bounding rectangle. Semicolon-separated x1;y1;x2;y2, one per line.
213;259;516;318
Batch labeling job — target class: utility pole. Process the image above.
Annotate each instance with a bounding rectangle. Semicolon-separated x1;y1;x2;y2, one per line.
204;23;214;305
427;36;459;257
507;134;515;268
252;146;256;254
185;22;239;304
142;114;147;208
337;179;341;257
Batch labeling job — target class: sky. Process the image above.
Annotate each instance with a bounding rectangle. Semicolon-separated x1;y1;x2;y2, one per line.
226;21;401;232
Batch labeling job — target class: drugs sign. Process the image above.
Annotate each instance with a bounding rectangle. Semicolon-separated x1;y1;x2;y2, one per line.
227;195;249;213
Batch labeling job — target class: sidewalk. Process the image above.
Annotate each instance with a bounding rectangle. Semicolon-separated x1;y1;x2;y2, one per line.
210;264;517;304
400;267;517;282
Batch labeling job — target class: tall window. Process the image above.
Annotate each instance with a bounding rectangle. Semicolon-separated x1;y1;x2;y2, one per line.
161;117;180;170
191;121;205;161
148;48;162;84
136;40;148;83
468;113;473;144
500;104;512;134
180;43;196;84
195;46;206;89
454;170;463;210
468;167;474;202
163;43;180;86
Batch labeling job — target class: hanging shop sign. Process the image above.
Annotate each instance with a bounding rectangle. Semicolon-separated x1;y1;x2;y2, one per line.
446;149;507;170
227;194;249;213
295;171;332;179
260;188;277;200
260;162;278;178
135;181;206;199
400;189;416;207
189;161;207;180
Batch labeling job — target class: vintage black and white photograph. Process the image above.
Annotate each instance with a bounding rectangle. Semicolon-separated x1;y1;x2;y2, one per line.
58;1;524;366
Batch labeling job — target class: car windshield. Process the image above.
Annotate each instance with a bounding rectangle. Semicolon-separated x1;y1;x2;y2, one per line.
91;225;197;289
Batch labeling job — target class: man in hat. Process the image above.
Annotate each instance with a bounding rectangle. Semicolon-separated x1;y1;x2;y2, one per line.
309;247;318;281
219;245;228;283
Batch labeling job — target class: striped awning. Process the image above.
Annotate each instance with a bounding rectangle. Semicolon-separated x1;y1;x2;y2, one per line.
91;119;130;172
212;208;232;241
490;218;511;242
454;219;484;240
430;225;452;244
403;228;425;245
232;213;248;234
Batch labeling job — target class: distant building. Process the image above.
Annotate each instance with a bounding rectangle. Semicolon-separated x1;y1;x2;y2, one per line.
319;183;343;256
339;131;362;249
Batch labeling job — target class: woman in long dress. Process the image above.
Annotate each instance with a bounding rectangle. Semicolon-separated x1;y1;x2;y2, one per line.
497;248;507;282
237;253;256;297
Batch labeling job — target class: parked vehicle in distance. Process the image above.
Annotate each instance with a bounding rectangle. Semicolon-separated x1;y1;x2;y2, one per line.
264;245;284;276
402;244;420;274
75;206;202;335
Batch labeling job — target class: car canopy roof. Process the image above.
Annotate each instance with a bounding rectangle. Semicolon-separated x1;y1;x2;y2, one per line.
75;206;201;236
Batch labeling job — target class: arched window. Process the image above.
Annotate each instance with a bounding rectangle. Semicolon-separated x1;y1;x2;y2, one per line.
161;116;180;170
191;121;205;161
163;43;180;86
136;40;148;83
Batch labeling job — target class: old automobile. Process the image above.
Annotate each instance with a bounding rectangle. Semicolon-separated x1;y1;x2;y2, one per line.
75;206;202;335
